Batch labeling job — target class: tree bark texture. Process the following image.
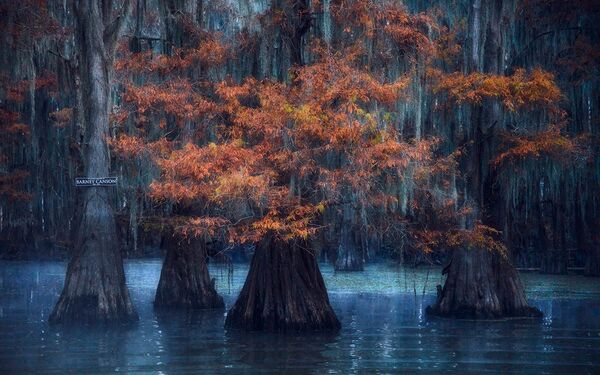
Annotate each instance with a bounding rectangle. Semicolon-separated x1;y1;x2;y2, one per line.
334;186;364;271
427;247;542;319
50;0;137;324
225;235;340;332
335;219;364;271
154;233;224;309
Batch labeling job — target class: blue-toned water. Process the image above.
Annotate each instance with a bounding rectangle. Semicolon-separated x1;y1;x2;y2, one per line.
0;260;599;374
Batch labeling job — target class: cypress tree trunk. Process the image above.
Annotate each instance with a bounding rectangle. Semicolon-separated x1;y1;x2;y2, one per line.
540;251;568;275
335;188;364;271
335;220;363;271
225;234;340;332
427;247;542;319
50;0;137;324
539;198;568;274
154;233;224;309
428;0;540;320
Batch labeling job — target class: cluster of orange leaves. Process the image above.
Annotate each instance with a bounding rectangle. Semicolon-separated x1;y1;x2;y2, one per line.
413;223;507;256
0;72;57;102
122;79;218;125
0;74;41;201
0;71;55;201
178;216;231;239
433;21;464;67
0;108;29;137
430;66;592;168
446;223;507;256
109;135;171;158
330;0;435;56
116;38;228;75
493;126;590;166
49;108;73;128
431;68;563;112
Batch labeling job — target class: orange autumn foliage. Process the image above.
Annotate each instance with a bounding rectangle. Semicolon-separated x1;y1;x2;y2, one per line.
128;43;442;243
109;135;171;159
430;64;590;169
433;21;464;68
114;31;228;137
405;222;508;259
493;126;589;166
122;79;218;126
0;128;30;202
116;38;228;75
431;68;563;112
49;108;73;128
112;0;546;255
331;0;435;57
446;223;508;256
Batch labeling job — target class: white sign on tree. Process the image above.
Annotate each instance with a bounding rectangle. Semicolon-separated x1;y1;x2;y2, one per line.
74;177;118;187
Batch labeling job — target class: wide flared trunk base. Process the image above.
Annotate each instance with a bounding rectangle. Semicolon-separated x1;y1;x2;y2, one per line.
427;247;542;319
154;236;224;309
49;244;138;325
225;236;340;332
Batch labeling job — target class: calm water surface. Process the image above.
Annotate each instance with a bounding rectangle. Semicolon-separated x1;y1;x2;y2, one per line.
0;260;599;374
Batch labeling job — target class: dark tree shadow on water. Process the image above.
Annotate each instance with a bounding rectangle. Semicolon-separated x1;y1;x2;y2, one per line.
152;307;229;372
223;329;340;374
154;305;339;373
39;324;133;373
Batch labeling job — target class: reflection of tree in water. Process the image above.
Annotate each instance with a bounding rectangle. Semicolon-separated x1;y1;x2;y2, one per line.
325;294;437;372
224;331;338;373
153;308;228;371
46;325;131;372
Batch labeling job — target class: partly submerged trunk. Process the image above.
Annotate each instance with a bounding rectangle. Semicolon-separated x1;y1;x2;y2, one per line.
540;249;568;275
50;1;136;324
538;199;568;274
225;235;340;332
334;198;364;272
49;227;137;324
154;234;224;309
428;1;540;320
335;223;364;271
427;247;542;319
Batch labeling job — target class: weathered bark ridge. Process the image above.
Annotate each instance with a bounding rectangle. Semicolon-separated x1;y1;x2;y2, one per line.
225;235;340;332
50;0;137;324
427;247;542;319
49;230;138;324
154;234;224;309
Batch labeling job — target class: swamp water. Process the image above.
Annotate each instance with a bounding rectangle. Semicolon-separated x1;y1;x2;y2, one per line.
0;260;598;374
